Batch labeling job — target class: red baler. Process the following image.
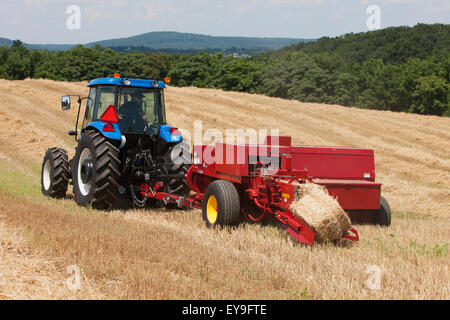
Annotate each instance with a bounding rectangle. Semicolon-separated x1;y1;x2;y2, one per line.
141;136;391;245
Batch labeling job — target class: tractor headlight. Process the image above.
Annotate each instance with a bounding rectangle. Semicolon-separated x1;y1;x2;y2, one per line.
152;80;159;88
124;80;131;86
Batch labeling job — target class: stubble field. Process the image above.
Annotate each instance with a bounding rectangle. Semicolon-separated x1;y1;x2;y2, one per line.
0;79;448;299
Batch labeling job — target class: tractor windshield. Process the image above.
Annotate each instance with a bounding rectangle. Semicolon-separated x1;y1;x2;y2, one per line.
117;87;166;133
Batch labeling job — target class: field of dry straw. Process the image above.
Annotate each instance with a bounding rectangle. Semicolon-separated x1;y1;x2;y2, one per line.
0;79;448;299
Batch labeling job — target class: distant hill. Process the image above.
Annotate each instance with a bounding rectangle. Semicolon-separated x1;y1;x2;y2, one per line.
0;37;73;51
25;43;75;51
0;37;13;47
87;31;312;52
0;31;313;54
267;23;450;64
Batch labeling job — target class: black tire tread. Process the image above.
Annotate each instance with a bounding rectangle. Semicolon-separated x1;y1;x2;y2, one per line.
203;180;241;227
41;147;70;198
73;129;121;210
378;196;392;226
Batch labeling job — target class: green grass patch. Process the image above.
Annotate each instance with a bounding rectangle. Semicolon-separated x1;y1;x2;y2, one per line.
361;232;448;259
0;159;41;198
393;210;433;221
0;159;86;214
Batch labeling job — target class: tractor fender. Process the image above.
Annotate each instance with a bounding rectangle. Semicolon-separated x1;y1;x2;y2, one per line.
85;121;122;141
160;124;183;143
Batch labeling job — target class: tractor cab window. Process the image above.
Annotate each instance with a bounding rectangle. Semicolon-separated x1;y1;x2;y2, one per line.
117;88;166;133
83;87;97;128
95;86;116;119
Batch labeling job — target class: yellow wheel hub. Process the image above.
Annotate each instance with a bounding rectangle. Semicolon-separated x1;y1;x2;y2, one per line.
206;195;218;224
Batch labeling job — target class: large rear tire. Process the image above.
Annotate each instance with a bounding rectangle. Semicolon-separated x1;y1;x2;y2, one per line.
72;129;121;210
41;148;70;198
202;180;241;228
378;196;391;226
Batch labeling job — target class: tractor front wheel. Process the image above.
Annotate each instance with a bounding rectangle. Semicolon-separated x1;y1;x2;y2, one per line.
41;148;70;198
202;180;241;228
72;129;121;210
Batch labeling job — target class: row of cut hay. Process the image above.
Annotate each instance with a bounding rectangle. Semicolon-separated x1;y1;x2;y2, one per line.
291;182;352;243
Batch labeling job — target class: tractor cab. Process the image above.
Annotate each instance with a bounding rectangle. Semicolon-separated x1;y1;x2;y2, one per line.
53;75;191;210
85;78;166;132
61;75;181;145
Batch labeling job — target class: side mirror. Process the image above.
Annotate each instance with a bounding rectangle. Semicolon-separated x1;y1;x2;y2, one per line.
61;96;71;111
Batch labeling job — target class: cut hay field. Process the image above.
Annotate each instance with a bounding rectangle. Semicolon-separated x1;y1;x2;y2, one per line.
0;79;448;299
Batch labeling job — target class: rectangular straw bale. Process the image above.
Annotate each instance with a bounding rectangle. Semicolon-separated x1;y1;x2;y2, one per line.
303;183;352;232
291;184;342;242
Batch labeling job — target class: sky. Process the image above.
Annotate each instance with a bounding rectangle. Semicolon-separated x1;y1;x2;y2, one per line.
0;0;449;44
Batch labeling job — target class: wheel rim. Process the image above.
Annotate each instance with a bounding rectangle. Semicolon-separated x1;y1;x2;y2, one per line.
78;148;93;196
80;159;93;184
43;159;51;190
206;195;218;224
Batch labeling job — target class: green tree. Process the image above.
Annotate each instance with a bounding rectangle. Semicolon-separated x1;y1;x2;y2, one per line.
261;52;333;102
410;75;449;116
216;59;260;92
5;41;31;80
169;52;218;87
332;72;359;106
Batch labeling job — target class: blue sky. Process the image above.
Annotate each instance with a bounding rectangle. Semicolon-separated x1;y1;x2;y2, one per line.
1;0;449;44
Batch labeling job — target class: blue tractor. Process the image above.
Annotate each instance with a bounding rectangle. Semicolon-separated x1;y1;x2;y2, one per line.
41;75;191;209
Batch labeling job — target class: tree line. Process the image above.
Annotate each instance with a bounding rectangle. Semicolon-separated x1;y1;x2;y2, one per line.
0;40;172;81
0;24;449;117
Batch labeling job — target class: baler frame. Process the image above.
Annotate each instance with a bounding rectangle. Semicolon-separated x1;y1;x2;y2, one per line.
139;136;377;245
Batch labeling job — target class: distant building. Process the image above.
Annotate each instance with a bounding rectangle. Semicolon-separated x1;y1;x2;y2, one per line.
231;52;251;59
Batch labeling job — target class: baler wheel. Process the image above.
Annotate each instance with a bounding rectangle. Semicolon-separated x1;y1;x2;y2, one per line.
72;129;121;210
378;196;391;226
41;147;70;198
202;180;241;228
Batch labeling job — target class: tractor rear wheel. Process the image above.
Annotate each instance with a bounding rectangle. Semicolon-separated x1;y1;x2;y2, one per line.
202;180;241;228
72;129;121;210
378;196;391;226
41;148;70;198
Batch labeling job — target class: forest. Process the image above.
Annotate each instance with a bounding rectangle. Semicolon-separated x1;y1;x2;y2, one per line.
0;23;448;116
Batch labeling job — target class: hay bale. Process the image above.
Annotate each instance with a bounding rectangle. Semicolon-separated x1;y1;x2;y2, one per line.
304;184;352;232
290;182;352;243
